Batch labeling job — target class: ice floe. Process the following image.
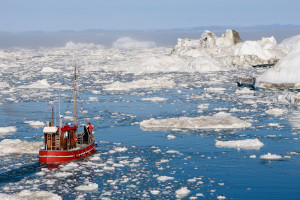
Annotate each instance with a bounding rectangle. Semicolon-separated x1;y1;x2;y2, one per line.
0;190;62;200
24;121;45;128
141;97;168;102
74;183;98;191
0;139;43;156
157;176;174;182
0;126;17;135
175;187;191;198
104;77;175;91
260;153;282;160
215;139;264;150
140;112;251;131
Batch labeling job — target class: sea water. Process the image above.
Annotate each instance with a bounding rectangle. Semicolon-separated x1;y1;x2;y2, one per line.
0;53;300;199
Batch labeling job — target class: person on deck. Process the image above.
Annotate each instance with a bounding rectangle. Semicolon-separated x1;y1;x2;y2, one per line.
88;122;94;133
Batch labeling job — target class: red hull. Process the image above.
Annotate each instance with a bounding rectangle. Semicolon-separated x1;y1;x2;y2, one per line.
39;142;96;164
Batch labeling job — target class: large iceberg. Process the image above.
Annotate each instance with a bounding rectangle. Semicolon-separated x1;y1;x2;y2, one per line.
172;29;286;68
256;35;300;89
140;112;251;131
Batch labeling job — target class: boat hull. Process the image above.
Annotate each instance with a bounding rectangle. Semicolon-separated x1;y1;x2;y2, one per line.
39;142;96;164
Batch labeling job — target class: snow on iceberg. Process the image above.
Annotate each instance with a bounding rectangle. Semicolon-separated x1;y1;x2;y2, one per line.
256;35;300;89
140;112;251;131
215;139;264;150
103;77;175;91
0;139;43;156
112;37;156;49
233;36;285;61
0;126;17;135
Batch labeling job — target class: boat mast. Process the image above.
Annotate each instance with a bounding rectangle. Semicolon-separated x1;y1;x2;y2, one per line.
74;63;77;127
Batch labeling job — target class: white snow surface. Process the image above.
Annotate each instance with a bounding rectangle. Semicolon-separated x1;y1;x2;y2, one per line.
140;112;251;131
0;126;17;135
112;37;156;49
0;139;43;156
256;35;300;88
0;190;62;200
215;139;264;150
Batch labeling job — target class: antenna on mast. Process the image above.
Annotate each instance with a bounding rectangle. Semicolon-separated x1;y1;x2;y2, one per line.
74;63;77;127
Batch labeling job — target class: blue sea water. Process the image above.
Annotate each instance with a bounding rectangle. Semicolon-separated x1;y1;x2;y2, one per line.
0;70;300;199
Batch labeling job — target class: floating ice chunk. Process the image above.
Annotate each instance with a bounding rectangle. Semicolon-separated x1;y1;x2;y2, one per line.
235;87;254;94
266;108;284;116
20;79;51;89
54;172;73;178
88;97;98;102
217;195;226;200
60;162;79;171
41;67;62;73
132;157;142;163
24;121;45;128
141;97;168;102
150;190;160;195
75;183;98;191
260;153;282;160
112;37;156;49
140;112;251;131
114;147;128;152
104;77;175;91
0;126;17;135
157;176;174;182
215;139;264;150
5;190;62;200
166;150;181;154
249;155;257;158
167;134;176;140
175;187;191;198
0;139;43;156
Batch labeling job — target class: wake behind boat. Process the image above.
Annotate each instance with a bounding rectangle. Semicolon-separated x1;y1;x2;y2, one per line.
39;64;96;164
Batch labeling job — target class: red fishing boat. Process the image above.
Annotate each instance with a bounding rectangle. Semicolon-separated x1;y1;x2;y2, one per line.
39;65;96;164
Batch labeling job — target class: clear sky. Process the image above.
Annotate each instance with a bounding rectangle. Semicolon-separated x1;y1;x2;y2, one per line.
1;0;299;32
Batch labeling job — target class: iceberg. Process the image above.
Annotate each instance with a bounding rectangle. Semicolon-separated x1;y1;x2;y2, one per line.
256;35;300;89
172;29;286;68
140;112;251;131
